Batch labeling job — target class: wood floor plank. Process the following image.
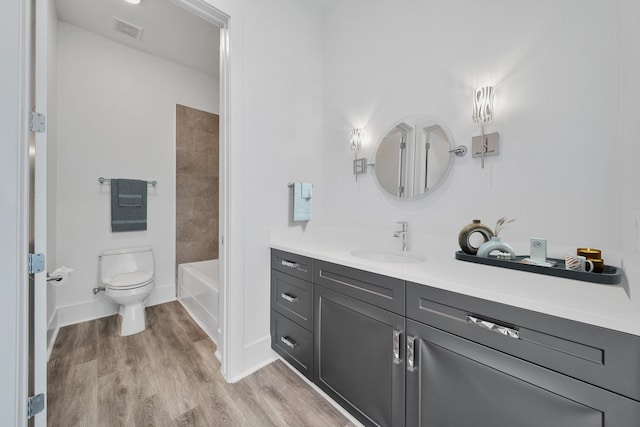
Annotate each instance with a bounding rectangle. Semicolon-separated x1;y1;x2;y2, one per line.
53;360;98;427
48;301;354;427
97;315;128;377
133;394;174;427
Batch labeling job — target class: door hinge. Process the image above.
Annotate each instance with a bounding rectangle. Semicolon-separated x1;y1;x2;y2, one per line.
28;253;45;275
27;393;45;418
29;111;46;133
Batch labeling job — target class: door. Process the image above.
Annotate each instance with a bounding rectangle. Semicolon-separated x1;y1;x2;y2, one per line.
29;0;49;424
405;319;640;427
315;285;405;427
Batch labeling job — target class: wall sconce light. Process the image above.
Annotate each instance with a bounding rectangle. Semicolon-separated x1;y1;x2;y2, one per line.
472;86;500;169
351;128;367;181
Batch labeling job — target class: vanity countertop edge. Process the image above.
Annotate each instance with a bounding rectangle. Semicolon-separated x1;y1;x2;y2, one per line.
270;237;640;337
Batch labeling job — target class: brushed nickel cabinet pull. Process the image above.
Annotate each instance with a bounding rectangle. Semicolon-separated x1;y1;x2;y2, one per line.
280;336;298;349
281;260;300;269
281;293;298;303
407;335;416;372
467;315;519;339
393;329;402;365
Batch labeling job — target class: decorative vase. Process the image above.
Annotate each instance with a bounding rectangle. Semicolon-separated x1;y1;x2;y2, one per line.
458;219;494;255
476;236;517;259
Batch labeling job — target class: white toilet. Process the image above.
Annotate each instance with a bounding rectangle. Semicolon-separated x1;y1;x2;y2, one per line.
99;246;155;336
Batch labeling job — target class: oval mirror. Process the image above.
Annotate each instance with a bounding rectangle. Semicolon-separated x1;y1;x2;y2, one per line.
373;115;456;199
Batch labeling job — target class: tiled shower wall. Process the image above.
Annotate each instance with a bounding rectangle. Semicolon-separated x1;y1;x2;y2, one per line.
176;104;219;269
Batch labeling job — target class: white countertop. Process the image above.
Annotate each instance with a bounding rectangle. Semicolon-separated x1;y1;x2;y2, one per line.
270;229;640;336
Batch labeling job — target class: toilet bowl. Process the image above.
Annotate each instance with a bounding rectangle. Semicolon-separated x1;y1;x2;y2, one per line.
99;247;155;336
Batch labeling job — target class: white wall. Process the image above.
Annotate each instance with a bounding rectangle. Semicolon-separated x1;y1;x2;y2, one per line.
323;1;622;257
619;0;640;311
55;22;218;322
226;0;325;374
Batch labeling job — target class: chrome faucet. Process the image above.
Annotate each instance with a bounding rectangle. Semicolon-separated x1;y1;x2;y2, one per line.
393;221;408;252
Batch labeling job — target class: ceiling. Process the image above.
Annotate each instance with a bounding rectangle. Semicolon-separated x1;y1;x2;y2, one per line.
55;0;220;76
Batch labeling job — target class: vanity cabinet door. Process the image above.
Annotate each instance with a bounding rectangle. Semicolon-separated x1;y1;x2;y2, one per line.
405;319;640;427
315;285;405;427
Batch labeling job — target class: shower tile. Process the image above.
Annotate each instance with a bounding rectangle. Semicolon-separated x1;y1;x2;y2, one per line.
176;151;197;174
204;153;218;178
189;109;218;135
193;196;216;217
193;130;215;153
176;174;216;197
176;105;219;269
176;105;194;152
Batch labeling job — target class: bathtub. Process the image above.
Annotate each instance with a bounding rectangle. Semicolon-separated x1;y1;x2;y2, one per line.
178;259;219;345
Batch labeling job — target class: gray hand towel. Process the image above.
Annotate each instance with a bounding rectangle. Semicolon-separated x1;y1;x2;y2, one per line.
111;179;147;232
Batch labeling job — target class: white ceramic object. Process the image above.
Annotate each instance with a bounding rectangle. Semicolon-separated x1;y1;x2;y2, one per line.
476;237;516;259
99;246;155;336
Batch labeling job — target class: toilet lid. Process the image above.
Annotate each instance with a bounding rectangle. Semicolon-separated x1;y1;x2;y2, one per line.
106;271;153;290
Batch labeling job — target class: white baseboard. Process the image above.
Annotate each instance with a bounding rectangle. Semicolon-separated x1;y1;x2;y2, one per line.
54;284;176;328
226;335;277;383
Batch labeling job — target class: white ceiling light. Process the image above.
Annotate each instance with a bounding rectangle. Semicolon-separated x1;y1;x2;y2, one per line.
124;0;141;5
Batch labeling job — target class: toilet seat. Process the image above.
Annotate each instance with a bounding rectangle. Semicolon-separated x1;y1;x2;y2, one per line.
106;271;153;290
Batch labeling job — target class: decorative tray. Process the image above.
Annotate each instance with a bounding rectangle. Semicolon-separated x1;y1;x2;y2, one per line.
455;251;622;285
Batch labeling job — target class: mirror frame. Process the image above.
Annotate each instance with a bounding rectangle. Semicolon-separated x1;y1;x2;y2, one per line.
372;114;456;201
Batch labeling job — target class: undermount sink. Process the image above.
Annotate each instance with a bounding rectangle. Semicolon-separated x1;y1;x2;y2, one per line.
350;249;426;264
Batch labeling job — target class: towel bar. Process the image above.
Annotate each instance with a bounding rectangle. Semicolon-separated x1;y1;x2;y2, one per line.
99;177;157;187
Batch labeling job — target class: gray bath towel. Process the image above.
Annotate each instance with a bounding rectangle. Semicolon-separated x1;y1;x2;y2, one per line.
111;179;147;232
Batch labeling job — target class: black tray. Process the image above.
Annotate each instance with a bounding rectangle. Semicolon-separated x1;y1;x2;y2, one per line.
455;251;622;285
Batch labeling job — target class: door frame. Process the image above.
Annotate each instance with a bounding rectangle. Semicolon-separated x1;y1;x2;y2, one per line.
4;0;33;424
31;0;50;424
170;0;235;381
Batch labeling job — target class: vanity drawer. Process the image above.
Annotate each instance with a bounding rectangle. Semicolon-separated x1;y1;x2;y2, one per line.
406;282;640;401
271;310;313;380
271;249;313;282
314;260;405;315
271;270;313;331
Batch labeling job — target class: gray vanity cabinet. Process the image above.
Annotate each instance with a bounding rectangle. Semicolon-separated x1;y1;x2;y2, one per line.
405;282;640;427
270;249;640;427
314;261;406;427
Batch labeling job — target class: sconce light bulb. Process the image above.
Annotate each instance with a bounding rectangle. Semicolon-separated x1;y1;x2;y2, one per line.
473;86;495;123
350;128;363;151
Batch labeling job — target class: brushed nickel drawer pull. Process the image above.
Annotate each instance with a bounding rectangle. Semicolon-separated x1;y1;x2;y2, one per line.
281;293;298;303
467;315;519;339
280;336;298;349
406;335;416;372
281;260;300;269
393;329;402;365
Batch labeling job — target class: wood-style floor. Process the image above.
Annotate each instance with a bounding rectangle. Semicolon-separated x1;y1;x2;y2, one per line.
47;301;354;427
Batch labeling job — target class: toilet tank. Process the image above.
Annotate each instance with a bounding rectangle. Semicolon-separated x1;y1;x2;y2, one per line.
99;246;154;284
